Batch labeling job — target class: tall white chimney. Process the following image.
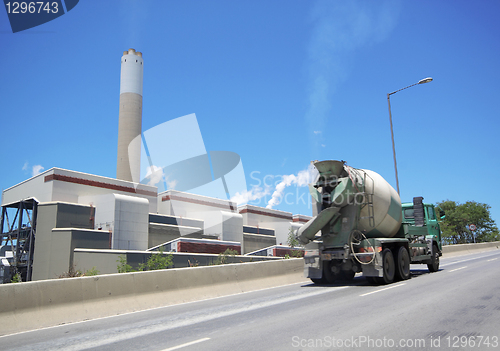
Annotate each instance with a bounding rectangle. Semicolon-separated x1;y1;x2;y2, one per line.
117;48;143;182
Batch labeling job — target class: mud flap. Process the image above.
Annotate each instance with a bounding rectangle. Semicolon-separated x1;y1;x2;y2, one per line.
306;266;323;279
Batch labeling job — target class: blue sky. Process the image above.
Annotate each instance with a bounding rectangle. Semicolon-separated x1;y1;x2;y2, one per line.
1;0;499;226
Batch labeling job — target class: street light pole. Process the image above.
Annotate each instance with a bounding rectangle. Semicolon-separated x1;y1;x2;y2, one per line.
387;77;433;196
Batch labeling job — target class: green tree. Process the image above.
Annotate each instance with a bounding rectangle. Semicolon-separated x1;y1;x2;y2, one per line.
436;200;499;245
287;227;304;258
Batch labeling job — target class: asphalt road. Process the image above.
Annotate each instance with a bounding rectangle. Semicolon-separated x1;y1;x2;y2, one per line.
2;250;500;351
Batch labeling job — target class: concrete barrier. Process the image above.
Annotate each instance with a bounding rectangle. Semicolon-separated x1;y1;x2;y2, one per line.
0;258;306;336
442;241;500;257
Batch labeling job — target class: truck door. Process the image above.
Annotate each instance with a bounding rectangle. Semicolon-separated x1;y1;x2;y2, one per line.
425;205;442;250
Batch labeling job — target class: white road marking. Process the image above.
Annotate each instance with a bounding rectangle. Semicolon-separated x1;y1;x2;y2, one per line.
360;283;406;297
15;285;348;350
441;252;500;267
487;258;498;262
449;266;467;272
161;337;210;351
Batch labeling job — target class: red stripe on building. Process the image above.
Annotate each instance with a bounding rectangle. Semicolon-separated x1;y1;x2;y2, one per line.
177;241;241;255
44;174;157;197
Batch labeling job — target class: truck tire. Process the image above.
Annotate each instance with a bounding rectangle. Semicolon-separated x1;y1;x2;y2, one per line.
339;270;356;281
377;248;395;284
395;246;411;281
323;260;336;284
427;244;440;272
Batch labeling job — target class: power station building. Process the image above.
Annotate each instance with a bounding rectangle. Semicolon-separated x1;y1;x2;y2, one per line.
0;49;310;283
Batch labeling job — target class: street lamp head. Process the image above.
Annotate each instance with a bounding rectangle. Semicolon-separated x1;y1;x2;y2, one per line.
418;77;433;84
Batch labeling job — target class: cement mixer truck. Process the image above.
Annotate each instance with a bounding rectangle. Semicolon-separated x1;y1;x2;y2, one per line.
298;160;442;285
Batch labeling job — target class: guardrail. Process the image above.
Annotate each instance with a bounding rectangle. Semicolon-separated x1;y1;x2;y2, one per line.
442;241;500;256
0;258;305;336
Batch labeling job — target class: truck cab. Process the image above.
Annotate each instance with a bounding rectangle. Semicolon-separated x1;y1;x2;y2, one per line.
400;197;442;252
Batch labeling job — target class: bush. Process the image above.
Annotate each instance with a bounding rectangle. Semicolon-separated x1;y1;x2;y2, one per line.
117;255;134;273
213;248;239;265
117;249;173;273
10;272;21;283
84;267;100;276
58;265;100;278
138;248;173;271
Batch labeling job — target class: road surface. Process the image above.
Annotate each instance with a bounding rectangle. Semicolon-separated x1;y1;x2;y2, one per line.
2;250;499;351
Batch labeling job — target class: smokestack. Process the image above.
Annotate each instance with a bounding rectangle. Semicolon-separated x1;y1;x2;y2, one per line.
117;48;143;182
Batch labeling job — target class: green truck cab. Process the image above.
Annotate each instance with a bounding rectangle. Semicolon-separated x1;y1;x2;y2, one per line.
400;199;442;251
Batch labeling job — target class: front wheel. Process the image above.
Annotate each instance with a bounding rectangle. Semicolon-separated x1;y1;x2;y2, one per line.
427;245;440;272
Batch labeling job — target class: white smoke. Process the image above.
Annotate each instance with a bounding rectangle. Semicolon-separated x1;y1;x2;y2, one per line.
231;185;271;206
144;165;164;187
266;164;318;209
166;179;178;190
32;165;44;177
22;162;45;177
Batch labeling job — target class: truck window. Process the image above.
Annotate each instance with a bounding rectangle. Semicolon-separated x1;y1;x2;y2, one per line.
404;208;414;219
427;207;436;220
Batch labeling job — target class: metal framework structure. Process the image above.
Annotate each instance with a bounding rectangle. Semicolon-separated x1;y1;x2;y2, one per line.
0;198;38;283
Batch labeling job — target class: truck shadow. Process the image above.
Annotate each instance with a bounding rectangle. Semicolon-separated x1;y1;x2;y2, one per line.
410;268;443;277
301;269;444;288
301;275;372;288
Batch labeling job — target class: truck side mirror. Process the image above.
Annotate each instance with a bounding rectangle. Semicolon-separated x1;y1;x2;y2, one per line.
439;210;445;219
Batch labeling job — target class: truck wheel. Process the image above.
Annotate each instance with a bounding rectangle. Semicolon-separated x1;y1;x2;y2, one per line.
339;270;356;281
323;260;336;284
395;246;410;280
310;277;326;284
378;248;395;284
427;245;440;272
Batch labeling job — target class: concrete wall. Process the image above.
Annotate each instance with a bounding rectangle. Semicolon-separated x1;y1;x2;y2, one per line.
34;229;110;280
32;202;94;280
32;202;111;281
0;258;305;336
442;241;500;256
73;248;281;274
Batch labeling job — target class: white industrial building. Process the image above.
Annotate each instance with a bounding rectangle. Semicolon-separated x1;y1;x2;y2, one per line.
0;49;310;283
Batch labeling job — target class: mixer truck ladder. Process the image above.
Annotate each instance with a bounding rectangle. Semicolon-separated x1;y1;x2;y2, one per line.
362;193;375;228
359;172;375;228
